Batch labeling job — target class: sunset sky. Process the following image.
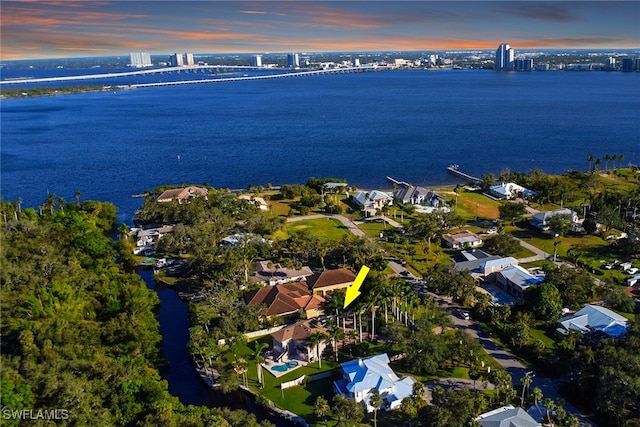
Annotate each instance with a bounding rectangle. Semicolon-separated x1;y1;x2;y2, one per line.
1;1;639;60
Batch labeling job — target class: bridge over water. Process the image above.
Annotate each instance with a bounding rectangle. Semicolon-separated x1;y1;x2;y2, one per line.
0;65;386;88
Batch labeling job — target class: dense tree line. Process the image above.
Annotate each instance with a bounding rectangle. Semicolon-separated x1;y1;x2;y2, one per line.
0;198;272;426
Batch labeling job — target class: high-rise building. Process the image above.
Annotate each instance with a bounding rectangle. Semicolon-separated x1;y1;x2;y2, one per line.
495;44;514;70
621;58;634;72
184;53;195;66
514;58;534;71
287;53;300;68
129;52;152;68
606;57;616;70
252;55;263;67
170;53;184;67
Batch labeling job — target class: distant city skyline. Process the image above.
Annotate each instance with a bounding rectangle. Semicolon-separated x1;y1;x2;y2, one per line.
1;1;639;61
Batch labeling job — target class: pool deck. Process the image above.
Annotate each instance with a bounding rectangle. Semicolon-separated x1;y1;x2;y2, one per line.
263;356;309;378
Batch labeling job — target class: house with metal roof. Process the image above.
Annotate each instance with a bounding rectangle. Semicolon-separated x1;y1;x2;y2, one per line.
442;230;483;250
529;208;578;232
334;353;416;412
350;190;393;215
495;265;544;299
557;304;629;338
392;186;448;213
488;182;535;200
476;405;541;427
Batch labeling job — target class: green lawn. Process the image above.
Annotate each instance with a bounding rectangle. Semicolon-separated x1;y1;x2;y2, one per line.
284;218;352;243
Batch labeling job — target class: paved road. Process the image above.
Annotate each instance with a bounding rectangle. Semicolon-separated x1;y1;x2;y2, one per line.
289;212;594;425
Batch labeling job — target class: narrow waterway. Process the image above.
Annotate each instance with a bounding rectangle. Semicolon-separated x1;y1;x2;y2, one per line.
138;268;291;426
138;269;219;406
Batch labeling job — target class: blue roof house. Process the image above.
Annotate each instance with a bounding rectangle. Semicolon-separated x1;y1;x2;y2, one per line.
333;353;416;412
557;304;629;338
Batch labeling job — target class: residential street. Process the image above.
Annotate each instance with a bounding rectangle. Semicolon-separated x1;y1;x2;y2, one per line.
290;213;595;425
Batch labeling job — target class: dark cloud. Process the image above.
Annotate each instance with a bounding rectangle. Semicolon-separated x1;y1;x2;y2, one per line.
497;2;578;22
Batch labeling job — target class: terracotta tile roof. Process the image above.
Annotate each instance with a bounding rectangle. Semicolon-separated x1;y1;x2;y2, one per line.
157;186;208;202
271;320;328;343
306;268;356;289
243;282;325;317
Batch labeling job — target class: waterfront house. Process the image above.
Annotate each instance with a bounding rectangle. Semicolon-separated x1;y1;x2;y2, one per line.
557;304;629;338
243;282;325;321
250;260;314;286
487;182;534;200
529;208;579;232
476;405;541;427
350;190;393;215
392;185;449;213
157;186;208;203
270;320;328;364
442;230;483;250
333;353;416;412
239;194;269;211
306;268;356;297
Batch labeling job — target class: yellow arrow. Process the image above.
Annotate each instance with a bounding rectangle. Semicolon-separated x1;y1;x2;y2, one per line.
344;265;370;309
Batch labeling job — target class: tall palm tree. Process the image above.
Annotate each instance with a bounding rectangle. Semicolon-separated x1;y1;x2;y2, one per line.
604;154;611;171
328;322;345;362
619;153;625;169
253;341;268;388
309;330;327;368
520;371;534;406
369;388;382;427
587;154;595;172
612;154;618;169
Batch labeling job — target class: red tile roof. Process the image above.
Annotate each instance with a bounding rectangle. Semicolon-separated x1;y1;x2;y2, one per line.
244;282;325;317
306;268;356;289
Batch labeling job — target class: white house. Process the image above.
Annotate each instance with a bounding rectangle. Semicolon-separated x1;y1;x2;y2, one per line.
350;190;393;215
557;304;629;338
495;265;544;299
529;208;578;232
488;182;533;200
333;353;416;412
476;405;541;427
442;230;483;250
392;186;448;213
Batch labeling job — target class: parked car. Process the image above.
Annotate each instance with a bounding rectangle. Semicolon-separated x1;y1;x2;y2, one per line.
461;311;470;320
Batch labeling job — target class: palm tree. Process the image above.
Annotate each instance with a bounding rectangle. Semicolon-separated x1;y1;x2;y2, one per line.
619;153;625;169
604;154;611;171
543;398;556;426
314;396;330;426
587;154;595;172
369;388;382;427
74;190;82;206
612;154;618;169
253;341;268;388
520;371;534;406
309;331;327;368
328;322;345;362
594;158;602;172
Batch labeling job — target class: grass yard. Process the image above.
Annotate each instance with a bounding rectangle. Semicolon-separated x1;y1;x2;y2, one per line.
453;190;501;222
284;218;352;243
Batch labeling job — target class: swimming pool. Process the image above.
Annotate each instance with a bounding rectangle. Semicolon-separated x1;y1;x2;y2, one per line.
483;286;513;305
271;360;299;372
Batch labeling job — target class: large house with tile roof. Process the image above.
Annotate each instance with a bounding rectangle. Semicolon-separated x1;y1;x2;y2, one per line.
156;186;208;203
270;320;328;364
243;282;325;321
306;268;356;297
334;353;416;412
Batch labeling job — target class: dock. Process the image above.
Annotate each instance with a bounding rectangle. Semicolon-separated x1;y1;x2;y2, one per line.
447;165;481;183
386;176;411;188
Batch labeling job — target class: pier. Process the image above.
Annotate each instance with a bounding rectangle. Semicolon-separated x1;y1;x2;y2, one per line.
386;176;411;188
446;165;481;183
